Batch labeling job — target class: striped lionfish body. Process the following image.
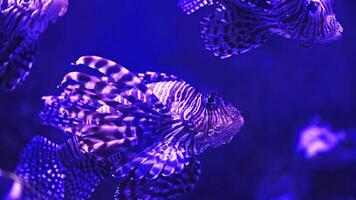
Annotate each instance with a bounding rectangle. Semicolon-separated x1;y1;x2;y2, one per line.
178;0;343;58
0;0;68;91
16;55;244;199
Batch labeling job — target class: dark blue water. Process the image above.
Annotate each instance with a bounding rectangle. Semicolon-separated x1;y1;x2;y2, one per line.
0;1;355;199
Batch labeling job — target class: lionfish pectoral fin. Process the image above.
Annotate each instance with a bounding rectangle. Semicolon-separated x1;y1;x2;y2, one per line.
178;0;215;14
136;71;181;84
74;55;169;114
77;105;172;160
114;158;201;200
0;39;37;91
77;123;140;159
15;135;110;199
0;5;41;91
201;4;272;58
112;137;190;180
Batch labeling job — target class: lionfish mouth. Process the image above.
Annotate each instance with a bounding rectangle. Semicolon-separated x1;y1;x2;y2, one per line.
320;16;343;43
207;114;244;148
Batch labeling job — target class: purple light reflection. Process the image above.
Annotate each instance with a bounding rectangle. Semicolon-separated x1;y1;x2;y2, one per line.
297;123;345;159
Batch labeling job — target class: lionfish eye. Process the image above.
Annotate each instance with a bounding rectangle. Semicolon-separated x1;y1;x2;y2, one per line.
206;92;217;109
20;0;32;5
306;0;320;14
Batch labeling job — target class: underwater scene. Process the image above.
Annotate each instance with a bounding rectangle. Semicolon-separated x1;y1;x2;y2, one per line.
0;0;356;199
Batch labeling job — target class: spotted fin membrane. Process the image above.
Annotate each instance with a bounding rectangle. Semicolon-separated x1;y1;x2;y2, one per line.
178;0;216;14
15;135;110;199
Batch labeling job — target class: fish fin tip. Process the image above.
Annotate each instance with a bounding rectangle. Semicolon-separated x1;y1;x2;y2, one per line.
178;0;215;14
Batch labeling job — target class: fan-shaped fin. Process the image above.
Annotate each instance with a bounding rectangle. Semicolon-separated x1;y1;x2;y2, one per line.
114;158;201;200
201;3;274;58
74;56;168;113
0;6;39;91
15;135;110;199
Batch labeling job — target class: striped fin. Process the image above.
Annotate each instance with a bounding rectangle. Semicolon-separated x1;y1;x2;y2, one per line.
39;85;111;131
15;135;110;199
41;66;178;160
136;71;180;84
0;40;36;91
59;71;163;116
178;0;215;14
0;6;37;37
111;118;190;179
77;107;174;160
78;124;139;158
74;56;168;113
0;6;38;91
114;158;201;200
201;3;275;58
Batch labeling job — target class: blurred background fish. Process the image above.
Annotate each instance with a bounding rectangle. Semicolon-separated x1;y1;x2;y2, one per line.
0;169;22;200
178;0;343;58
15;56;244;199
0;0;68;91
257;118;356;200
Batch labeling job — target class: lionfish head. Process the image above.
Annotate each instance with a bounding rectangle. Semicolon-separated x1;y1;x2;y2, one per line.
278;0;343;47
9;0;68;23
195;92;244;153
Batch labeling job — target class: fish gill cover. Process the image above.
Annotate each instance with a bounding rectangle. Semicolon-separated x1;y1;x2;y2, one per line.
0;0;68;91
178;0;343;58
15;56;244;199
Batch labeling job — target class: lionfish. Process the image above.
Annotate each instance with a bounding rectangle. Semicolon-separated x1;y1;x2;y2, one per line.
0;0;68;91
15;56;244;199
178;0;343;58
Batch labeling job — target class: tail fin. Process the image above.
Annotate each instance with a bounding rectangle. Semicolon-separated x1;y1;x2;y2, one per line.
15;135;110;199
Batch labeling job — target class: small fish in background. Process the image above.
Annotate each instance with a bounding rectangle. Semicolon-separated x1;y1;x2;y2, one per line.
178;0;343;58
19;55;244;199
296;119;345;159
258;118;356;200
0;0;68;91
296;117;356;167
0;169;22;200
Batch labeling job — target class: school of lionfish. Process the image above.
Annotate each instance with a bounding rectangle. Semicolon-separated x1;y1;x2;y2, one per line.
0;0;343;199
